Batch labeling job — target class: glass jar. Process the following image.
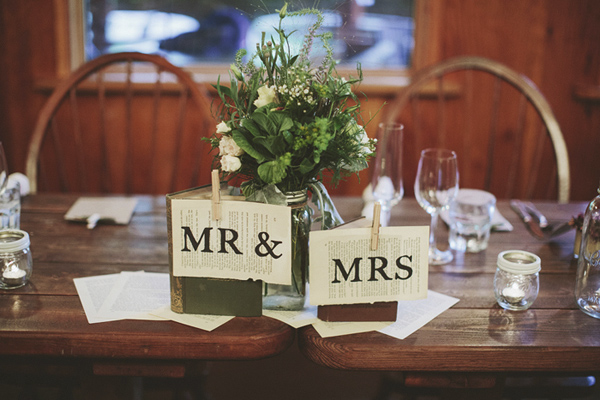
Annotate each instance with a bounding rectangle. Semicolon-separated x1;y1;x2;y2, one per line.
494;250;540;311
262;190;311;311
575;185;600;319
0;229;32;289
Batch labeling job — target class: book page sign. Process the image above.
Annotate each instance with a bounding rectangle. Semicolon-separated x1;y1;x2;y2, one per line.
170;198;291;285
309;225;429;306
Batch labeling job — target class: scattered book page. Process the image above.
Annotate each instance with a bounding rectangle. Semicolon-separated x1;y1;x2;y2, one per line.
378;290;459;340
74;273;124;324
263;304;320;328
150;306;234;331
96;271;170;321
65;197;138;227
309;225;429;306
170;197;292;284
312;320;393;338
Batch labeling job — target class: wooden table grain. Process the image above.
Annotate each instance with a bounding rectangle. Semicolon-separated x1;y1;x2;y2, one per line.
0;194;294;370
298;198;600;374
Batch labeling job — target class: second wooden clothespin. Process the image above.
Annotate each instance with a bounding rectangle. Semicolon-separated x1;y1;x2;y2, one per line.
370;202;381;250
211;169;221;221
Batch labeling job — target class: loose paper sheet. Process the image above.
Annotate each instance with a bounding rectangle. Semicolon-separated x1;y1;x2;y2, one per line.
170;199;291;284
96;271;171;320
74;271;233;331
309;290;459;339
263;305;320;328
378;290;459;340
151;306;234;331
74;273;125;324
309;226;429;306
65;197;138;225
313;320;394;338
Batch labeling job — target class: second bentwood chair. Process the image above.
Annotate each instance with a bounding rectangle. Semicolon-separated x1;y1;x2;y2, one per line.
383;56;570;203
27;52;216;195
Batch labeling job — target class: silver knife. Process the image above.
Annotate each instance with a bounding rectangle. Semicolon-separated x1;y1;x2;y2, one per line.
522;201;549;228
510;200;545;239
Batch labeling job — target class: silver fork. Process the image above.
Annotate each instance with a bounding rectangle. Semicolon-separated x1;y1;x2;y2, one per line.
510;200;573;240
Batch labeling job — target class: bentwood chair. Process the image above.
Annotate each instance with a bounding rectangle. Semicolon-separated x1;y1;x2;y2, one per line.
383;56;570;203
26;52;215;194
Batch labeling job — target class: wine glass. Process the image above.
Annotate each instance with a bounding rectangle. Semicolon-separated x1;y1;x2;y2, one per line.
371;123;404;226
414;148;459;265
0;142;7;194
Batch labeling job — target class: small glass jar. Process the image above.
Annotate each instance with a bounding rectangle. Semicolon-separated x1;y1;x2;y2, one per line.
494;250;541;311
0;229;32;289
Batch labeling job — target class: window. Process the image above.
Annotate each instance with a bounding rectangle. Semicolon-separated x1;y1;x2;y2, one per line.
85;0;414;70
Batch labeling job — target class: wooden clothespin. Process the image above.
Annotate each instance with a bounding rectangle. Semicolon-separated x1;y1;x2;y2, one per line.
211;169;221;221
370;202;381;250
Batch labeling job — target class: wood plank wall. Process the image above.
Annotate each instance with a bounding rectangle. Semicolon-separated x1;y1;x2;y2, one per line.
1;0;598;200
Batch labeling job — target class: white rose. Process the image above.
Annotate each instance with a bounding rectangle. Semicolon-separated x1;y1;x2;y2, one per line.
219;135;244;157
220;155;242;172
253;85;277;108
216;121;231;133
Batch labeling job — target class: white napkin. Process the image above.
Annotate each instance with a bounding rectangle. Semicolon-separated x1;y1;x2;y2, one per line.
7;173;30;196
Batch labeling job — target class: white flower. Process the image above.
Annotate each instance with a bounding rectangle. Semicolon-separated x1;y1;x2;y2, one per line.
216;121;231;134
220;155;242;172
254;85;277;108
219;135;244;157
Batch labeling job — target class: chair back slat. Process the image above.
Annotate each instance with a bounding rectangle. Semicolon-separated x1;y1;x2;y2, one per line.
149;65;162;192
27;52;217;195
437;77;447;147
98;69;112;193
383;56;570;202
68;87;87;192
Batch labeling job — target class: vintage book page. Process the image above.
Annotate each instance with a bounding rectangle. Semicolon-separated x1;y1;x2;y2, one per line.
170;198;291;284
309;226;429;306
151;306;234;331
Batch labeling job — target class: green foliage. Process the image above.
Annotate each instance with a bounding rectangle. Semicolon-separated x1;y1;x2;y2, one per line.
208;2;376;195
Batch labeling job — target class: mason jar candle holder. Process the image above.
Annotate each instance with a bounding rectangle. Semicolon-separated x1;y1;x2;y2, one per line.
0;229;32;289
494;250;541;311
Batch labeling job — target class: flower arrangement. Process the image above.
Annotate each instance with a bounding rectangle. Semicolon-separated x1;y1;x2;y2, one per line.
207;3;375;215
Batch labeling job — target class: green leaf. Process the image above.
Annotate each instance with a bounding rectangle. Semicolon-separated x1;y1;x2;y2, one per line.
232;130;265;162
252;112;277;136
258;160;287;185
282;129;294;145
242;119;263;137
299;158;315;174
253;135;286;156
279;116;294;132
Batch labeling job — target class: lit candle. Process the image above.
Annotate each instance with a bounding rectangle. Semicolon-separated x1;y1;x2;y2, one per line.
502;286;525;304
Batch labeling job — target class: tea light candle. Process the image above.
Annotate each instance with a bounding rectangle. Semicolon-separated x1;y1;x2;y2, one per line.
502;286;525;304
494;250;541;311
0;230;32;289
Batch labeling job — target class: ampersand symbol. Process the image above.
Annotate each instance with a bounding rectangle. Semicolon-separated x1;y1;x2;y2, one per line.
255;232;282;259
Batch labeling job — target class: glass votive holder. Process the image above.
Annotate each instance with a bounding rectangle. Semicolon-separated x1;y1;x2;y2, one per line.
494;250;540;311
0;229;32;289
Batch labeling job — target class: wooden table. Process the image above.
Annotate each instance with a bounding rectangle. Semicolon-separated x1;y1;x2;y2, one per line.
299;198;599;397
0;194;294;385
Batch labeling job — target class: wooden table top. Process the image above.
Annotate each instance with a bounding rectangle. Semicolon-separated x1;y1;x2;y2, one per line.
299;197;600;373
0;194;294;362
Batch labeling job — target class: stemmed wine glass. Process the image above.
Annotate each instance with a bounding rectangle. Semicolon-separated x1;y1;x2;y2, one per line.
0;142;9;195
414;148;459;265
371;123;404;226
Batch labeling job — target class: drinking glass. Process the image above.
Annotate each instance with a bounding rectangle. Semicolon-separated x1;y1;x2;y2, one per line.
0;142;21;229
414;148;459;265
448;189;496;253
370;123;404;226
